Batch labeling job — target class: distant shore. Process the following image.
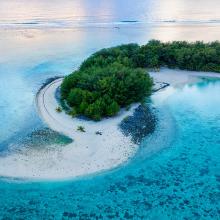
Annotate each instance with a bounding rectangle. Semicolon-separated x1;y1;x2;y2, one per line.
0;68;219;180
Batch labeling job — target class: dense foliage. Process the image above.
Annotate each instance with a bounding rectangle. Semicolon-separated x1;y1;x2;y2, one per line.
61;40;220;120
137;40;220;72
61;63;152;120
80;40;220;72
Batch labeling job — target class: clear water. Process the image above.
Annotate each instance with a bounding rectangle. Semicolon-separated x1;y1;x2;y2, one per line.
0;79;219;219
0;0;220;219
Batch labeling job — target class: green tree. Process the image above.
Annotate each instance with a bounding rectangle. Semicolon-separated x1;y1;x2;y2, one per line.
67;88;85;107
78;101;89;114
106;101;120;116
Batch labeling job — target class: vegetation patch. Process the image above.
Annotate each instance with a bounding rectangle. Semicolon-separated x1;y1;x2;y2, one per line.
77;126;86;132
56;106;62;113
61;64;152;120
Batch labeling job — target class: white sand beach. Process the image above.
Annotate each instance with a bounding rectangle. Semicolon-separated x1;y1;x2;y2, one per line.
0;68;219;180
0;78;139;180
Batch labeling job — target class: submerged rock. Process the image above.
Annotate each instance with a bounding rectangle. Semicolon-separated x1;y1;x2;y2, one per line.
120;105;157;144
152;81;170;92
6;128;73;154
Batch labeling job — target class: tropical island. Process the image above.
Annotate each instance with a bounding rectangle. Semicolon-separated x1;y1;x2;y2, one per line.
11;40;218;180
61;40;220;120
61;63;152;120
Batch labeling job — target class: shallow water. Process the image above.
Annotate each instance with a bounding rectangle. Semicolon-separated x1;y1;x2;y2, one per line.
0;0;220;219
0;79;219;219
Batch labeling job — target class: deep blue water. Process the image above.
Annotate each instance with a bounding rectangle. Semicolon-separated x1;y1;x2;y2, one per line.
0;0;220;219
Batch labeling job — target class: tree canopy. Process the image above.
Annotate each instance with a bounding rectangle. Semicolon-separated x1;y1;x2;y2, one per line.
61;63;152;120
61;40;220;120
137;40;220;72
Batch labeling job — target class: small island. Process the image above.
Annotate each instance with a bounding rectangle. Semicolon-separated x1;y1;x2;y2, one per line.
61;40;220;120
32;40;220;180
60;58;153;121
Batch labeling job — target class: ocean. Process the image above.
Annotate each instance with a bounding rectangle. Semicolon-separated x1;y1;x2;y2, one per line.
0;0;219;219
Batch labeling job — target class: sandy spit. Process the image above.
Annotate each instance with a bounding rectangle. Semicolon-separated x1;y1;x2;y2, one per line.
0;78;138;180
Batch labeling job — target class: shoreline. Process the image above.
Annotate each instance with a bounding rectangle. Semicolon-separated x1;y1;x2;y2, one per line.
149;68;220;87
0;79;140;180
0;68;219;181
